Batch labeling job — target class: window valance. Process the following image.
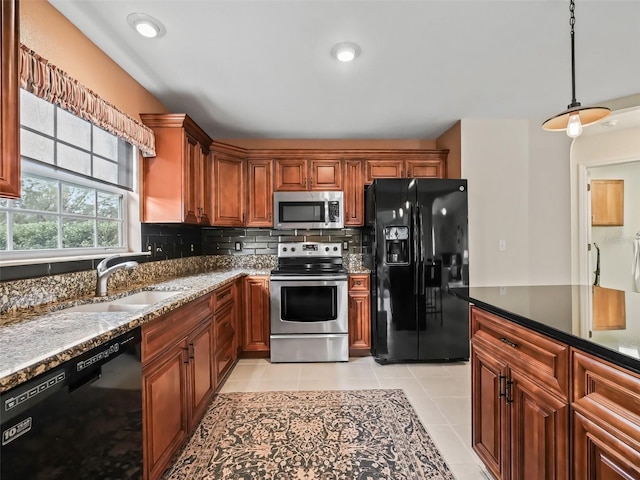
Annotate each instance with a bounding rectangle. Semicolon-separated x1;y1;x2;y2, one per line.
18;44;156;157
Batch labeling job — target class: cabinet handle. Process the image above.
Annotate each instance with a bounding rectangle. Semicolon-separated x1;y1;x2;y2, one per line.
500;337;518;349
183;347;190;364
188;343;195;359
219;291;230;299
505;380;514;404
269;212;272;221
242;213;245;224
304;177;307;188
355;280;362;285
224;322;231;328
498;374;507;398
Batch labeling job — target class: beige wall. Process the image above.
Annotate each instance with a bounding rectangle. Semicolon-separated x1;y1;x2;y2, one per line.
460;119;572;286
20;0;168;121
436;121;461;179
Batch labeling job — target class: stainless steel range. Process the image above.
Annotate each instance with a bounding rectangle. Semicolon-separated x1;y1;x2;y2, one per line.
270;242;348;363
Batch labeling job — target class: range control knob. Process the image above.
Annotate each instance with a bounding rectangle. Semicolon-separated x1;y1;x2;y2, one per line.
325;246;330;252
283;247;287;252
291;247;296;252
333;246;338;251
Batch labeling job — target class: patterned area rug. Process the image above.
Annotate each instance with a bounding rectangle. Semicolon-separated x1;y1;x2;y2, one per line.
163;389;455;480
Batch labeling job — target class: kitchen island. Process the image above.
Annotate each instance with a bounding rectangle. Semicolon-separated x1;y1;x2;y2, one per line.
450;285;640;480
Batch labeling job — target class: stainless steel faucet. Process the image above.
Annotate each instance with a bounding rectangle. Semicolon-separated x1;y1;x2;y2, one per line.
96;254;139;297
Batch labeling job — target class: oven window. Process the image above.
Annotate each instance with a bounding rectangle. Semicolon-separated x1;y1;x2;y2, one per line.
279;202;325;223
281;285;337;322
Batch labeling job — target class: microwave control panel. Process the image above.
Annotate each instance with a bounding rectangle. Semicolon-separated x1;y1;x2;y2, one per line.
328;201;341;222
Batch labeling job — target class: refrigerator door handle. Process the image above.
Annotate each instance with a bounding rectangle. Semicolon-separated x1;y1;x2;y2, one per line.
412;205;419;295
417;204;425;295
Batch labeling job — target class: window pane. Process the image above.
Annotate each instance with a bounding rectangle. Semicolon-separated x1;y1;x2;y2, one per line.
62;218;95;248
97;192;121;219
57;143;91;176
93;156;118;184
57;108;91;150
62;184;95;216
97;220;120;247
20;90;54;135
0;211;6;250
21;129;54;164
93;127;118;160
13;176;58;212
13;213;58;250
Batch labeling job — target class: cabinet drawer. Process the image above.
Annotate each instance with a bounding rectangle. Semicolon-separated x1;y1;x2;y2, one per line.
211;282;235;313
215;303;235;348
142;295;212;365
215;339;235;384
471;307;569;399
348;275;369;291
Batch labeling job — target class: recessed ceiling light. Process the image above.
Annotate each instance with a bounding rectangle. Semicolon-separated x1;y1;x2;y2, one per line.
331;42;361;62
127;13;166;39
601;119;618;129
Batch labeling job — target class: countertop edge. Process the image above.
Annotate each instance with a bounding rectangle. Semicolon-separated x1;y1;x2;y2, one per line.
449;288;640;376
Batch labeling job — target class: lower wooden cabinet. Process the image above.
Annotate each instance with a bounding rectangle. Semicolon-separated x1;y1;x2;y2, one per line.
348;274;370;356
571;349;640;480
470;307;569;480
241;275;270;355
187;319;215;431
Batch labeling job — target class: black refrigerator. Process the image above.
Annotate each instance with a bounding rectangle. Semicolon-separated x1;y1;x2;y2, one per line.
364;178;470;363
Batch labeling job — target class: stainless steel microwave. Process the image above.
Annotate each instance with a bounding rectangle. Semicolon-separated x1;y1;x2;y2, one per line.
273;191;344;230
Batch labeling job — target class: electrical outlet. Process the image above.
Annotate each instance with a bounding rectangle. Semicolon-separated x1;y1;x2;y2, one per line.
343;241;349;250
235;241;242;251
498;239;506;251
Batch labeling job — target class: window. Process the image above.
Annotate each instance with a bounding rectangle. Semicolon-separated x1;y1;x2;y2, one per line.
0;90;137;259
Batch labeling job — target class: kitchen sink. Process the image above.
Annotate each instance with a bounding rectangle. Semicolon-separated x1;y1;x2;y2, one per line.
63;303;149;313
110;290;180;305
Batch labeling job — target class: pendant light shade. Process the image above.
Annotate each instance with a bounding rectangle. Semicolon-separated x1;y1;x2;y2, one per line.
542;0;610;138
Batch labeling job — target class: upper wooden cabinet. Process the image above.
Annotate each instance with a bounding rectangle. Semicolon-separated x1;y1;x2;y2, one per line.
274;157;342;191
592;286;626;331
365;152;447;183
343;159;364;226
246;158;273;227
140;114;212;225
0;0;20;199
211;146;245;227
591;179;624;226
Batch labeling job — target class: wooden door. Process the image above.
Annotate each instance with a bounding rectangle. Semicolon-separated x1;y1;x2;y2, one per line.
247;158;273;226
471;341;508;480
242;276;270;353
344;160;364;226
406;159;445;178
573;410;640;480
508;369;569;480
0;0;20;199
212;153;245;226
274;158;307;191
143;343;188;480
187;318;215;430
365;159;404;183
308;158;342;191
183;137;200;224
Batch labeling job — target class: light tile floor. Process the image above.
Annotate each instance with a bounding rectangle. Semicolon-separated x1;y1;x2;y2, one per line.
220;357;493;480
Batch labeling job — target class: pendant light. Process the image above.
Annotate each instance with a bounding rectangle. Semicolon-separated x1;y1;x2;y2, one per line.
541;0;610;138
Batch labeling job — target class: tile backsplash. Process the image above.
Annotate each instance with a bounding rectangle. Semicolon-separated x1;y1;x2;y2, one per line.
202;227;363;255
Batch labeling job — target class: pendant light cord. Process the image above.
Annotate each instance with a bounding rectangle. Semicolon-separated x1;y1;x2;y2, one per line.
569;0;580;108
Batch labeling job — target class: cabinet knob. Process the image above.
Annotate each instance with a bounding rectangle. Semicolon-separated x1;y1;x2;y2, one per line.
356;281;362;285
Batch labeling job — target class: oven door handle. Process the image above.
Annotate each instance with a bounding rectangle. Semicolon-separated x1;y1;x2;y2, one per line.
270;275;348;282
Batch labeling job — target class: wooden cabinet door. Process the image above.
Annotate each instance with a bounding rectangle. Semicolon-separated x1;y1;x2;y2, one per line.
274;158;307;191
406;159;444;179
0;0;20;199
573;410;640;480
195;146;210;225
591;179;624;226
242;276;270;352
365;159;404;183
308;158;342;191
471;341;508;480
187;318;215;431
212;153;245;226
509;369;569;480
184;137;201;224
344;160;364;226
247;158;273;226
143;343;188;480
348;292;370;356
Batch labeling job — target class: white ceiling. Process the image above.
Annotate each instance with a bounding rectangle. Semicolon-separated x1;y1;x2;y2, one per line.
49;0;640;141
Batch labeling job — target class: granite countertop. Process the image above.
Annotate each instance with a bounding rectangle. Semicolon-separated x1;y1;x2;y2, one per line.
0;268;271;393
449;285;640;376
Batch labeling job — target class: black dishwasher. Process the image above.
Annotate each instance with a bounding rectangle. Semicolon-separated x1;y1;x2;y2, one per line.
1;327;143;480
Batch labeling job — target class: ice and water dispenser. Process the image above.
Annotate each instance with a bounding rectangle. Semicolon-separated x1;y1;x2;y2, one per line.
384;226;409;265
